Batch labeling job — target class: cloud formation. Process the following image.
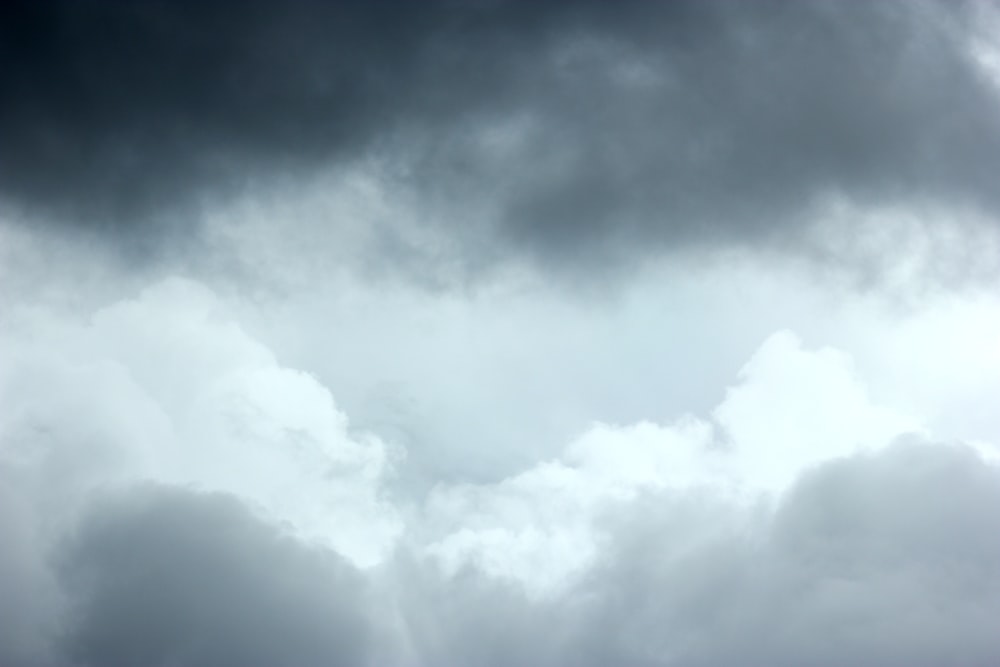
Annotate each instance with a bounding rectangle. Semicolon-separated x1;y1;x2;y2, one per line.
9;441;999;667
388;443;1000;667
2;1;998;281
57;486;371;667
2;277;997;666
4;5;1000;661
0;278;401;566
572;441;1000;667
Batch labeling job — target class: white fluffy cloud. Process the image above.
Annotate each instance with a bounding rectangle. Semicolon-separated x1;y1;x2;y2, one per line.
420;329;926;596
1;278;401;567
714;330;925;489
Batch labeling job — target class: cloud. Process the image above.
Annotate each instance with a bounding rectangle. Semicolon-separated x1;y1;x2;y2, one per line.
11;440;998;667
0;277;402;567
2;1;998;283
390;441;1000;667
0;477;63;667
714;330;924;488
419;330;923;596
2;276;998;666
577;441;1000;667
57;485;372;667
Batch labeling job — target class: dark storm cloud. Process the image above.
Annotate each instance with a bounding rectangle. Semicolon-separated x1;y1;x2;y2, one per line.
0;0;555;233
55;486;372;667
2;1;998;275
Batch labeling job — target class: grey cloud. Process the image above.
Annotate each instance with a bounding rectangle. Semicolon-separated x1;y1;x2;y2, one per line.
3;440;1000;666
392;442;1000;667
418;0;1000;280
55;485;372;667
0;478;63;667
573;441;1000;667
0;0;554;237
2;1;998;280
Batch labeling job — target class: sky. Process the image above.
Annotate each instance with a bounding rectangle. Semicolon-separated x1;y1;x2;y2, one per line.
2;1;1000;665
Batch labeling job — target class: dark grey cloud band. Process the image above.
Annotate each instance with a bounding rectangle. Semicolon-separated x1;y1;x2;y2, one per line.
2;1;998;276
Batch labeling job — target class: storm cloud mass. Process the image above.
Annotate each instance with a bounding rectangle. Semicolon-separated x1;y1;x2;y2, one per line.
57;487;371;667
2;0;1000;278
2;2;1000;666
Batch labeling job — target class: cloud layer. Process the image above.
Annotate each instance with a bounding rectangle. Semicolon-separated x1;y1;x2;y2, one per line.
4;3;999;665
2;277;997;666
2;1;999;281
58;487;371;667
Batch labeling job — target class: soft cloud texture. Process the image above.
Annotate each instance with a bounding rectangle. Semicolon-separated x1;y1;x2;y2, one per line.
3;3;999;665
1;278;401;566
3;276;997;666
2;1;999;284
420;330;923;596
393;441;1000;667
57;486;372;667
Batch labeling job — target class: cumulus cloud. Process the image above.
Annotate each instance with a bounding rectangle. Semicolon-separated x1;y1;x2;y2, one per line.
10;441;999;667
0;278;401;566
2;1;999;283
1;276;998;666
387;441;1000;667
0;478;62;667
714;330;924;488
419;330;923;596
57;486;372;667
578;441;1000;667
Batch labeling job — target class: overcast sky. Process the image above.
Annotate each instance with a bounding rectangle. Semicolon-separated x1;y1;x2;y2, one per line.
2;1;1000;666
